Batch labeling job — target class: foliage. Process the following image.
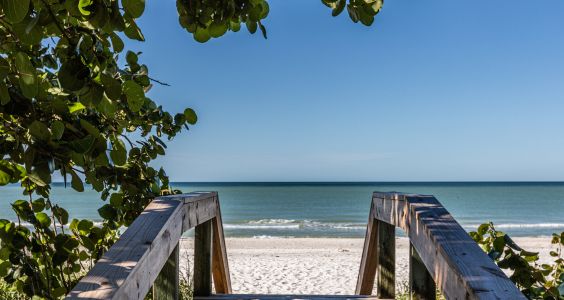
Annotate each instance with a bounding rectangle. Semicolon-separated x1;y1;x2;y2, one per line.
470;223;564;299
0;0;197;297
176;0;384;42
0;0;382;298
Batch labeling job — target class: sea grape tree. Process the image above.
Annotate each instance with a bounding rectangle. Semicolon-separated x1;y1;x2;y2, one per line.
0;0;383;298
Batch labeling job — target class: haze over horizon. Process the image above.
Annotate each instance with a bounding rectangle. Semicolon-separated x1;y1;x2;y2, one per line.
129;0;564;182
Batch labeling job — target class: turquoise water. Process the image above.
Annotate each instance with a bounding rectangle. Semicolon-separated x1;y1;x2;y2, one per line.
1;182;563;237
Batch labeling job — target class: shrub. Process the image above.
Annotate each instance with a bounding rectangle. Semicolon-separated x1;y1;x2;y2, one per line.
470;223;564;299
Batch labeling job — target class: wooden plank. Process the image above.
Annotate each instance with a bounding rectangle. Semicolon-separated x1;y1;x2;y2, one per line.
355;201;379;295
371;192;526;300
409;243;435;300
376;220;395;299
211;196;232;294
153;243;179;300
194;294;387;300
67;198;185;299
194;219;213;297
183;196;217;232
67;192;218;299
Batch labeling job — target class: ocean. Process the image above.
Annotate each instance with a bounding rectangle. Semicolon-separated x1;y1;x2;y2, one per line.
1;182;563;237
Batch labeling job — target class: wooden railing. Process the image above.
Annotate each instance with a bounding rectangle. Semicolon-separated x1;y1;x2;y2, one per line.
66;192;231;299
67;190;527;300
356;192;526;299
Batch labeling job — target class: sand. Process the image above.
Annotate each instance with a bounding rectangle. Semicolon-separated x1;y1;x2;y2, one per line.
179;237;557;295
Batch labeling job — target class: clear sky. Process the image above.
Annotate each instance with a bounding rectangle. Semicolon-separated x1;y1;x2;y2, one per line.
131;0;564;182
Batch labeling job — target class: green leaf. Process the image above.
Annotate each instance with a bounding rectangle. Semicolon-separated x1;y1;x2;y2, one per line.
258;22;267;39
98;204;117;219
53;206;69;225
2;0;30;23
35;212;51;228
209;21;228;38
59;58;90;91
0;169;9;185
29;121;51;141
0;260;10;277
51;120;65;140
332;0;346;16
246;21;257;34
15;52;37;98
194;27;211;43
68;135;95;153
69;102;86;114
0;82;9;105
184;108;198;125
52;251;68;266
52;287;66;298
122;80;145;112
110;193;123;206
79;119;100;137
126;51;138;65
110;32;124;52
0;57;9;79
110;138;127;166
31;198;45;212
77;219;93;235
493;236;505;252
101;74;122;100
70;170;84;192
78;0;93;16
85;170;103;192
28;171;48;186
124;17;145;41
122;0;145;18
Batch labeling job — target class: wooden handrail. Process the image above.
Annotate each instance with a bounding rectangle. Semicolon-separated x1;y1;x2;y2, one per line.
66;192;231;299
356;192;526;300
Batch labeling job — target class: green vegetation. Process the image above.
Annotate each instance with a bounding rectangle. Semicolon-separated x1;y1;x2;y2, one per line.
471;223;564;299
0;0;383;298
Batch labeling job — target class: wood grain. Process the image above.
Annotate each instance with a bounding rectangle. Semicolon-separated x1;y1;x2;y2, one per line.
409;243;435;300
355;201;379;295
376;220;394;299
371;192;526;300
211;196;232;294
153;243;179;300
66;192;219;299
194;219;213;297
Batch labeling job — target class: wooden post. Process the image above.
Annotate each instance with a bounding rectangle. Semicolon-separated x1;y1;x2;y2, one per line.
356;202;379;295
194;219;213;296
356;200;396;297
409;243;436;300
376;220;395;299
153;243;179;300
211;196;232;293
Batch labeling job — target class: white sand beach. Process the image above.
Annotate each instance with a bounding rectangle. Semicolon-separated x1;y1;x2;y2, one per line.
180;237;557;295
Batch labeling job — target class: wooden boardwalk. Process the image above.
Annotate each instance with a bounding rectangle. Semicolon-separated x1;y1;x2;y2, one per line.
66;192;525;300
194;294;386;300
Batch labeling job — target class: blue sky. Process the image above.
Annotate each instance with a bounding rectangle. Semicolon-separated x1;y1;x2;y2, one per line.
132;0;564;181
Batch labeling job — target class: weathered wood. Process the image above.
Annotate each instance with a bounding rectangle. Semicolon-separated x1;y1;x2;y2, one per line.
211;196;232;294
409;243;435;300
356;202;379;295
67;192;219;299
371;192;526;300
153;243;179;300
194;219;213;297
194;294;387;300
376;221;394;299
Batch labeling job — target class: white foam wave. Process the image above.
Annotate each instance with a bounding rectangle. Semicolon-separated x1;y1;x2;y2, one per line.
224;219;366;231
465;223;564;229
224;224;300;229
248;219;297;225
